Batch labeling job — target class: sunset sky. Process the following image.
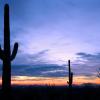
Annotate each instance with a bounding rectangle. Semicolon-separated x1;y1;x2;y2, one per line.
0;0;100;85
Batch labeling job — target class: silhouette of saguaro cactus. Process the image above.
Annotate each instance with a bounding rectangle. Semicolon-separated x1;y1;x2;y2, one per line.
0;4;18;93
97;68;100;78
67;60;73;88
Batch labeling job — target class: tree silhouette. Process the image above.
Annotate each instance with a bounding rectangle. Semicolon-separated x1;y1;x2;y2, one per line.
0;4;18;96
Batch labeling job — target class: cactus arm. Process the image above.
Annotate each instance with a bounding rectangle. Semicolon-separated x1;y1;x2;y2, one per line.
0;45;4;60
67;73;73;85
10;43;18;61
67;81;69;84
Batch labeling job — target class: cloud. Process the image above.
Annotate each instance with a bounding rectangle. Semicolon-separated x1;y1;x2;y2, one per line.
76;52;100;64
72;52;100;77
0;47;68;77
12;49;49;65
28;49;49;60
0;51;99;78
27;49;51;64
10;64;67;77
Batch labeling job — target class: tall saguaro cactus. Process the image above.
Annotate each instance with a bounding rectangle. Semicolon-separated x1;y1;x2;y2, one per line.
67;60;73;88
0;4;18;93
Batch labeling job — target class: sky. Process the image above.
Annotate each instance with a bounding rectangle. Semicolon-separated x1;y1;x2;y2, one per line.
0;0;100;85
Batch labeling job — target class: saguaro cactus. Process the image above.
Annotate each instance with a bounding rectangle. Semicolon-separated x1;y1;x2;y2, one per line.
97;68;100;78
0;4;18;93
67;60;73;88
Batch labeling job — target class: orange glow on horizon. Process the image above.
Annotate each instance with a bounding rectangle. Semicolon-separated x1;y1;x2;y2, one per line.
0;76;100;86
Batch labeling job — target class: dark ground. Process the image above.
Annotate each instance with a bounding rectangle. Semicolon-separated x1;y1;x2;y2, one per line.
0;85;100;100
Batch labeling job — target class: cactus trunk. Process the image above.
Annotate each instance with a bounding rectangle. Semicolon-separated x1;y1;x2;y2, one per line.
67;60;73;88
0;4;18;95
2;3;11;92
68;60;71;84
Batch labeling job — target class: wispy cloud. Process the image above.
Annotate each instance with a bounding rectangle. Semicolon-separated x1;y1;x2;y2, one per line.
76;52;100;65
71;52;100;77
10;64;67;77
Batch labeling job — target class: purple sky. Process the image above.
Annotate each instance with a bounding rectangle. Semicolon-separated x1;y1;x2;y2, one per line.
0;0;100;78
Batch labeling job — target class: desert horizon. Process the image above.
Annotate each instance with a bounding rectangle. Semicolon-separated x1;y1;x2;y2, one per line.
0;75;99;86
